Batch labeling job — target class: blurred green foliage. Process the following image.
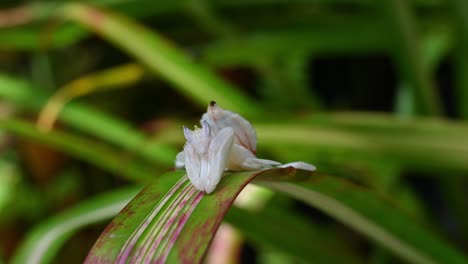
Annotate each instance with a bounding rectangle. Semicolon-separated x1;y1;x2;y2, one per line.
0;0;468;263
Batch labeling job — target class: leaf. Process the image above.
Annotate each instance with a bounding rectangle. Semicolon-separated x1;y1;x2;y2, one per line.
255;116;468;171
256;176;468;264
379;0;442;115
37;63;144;132
202;26;390;66
150;112;468;171
448;0;468;118
85;168;467;264
11;186;141;264
60;3;261;116
0;159;18;212
0;118;153;181
84;168;309;263
225;206;363;264
0;74;176;165
0;24;89;50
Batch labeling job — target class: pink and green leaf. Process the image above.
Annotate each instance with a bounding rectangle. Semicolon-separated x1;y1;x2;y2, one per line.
85;168;467;264
85;168;309;263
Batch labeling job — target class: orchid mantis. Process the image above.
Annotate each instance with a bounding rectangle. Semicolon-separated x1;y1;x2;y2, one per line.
176;101;315;194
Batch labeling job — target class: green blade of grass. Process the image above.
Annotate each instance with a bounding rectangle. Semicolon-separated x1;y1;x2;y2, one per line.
448;0;468;118
36;63;144;132
202;26;390;67
10;186;141;264
225;206;363;264
0;74;176;165
0;0;373;51
257;123;468;171
395;25;453;117
60;3;260;116
256;174;468;264
152;112;468;172
380;0;442;115
0;24;89;50
446;0;468;244
0;118;152;181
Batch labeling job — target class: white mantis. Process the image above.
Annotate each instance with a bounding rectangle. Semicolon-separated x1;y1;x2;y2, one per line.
176;101;315;194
